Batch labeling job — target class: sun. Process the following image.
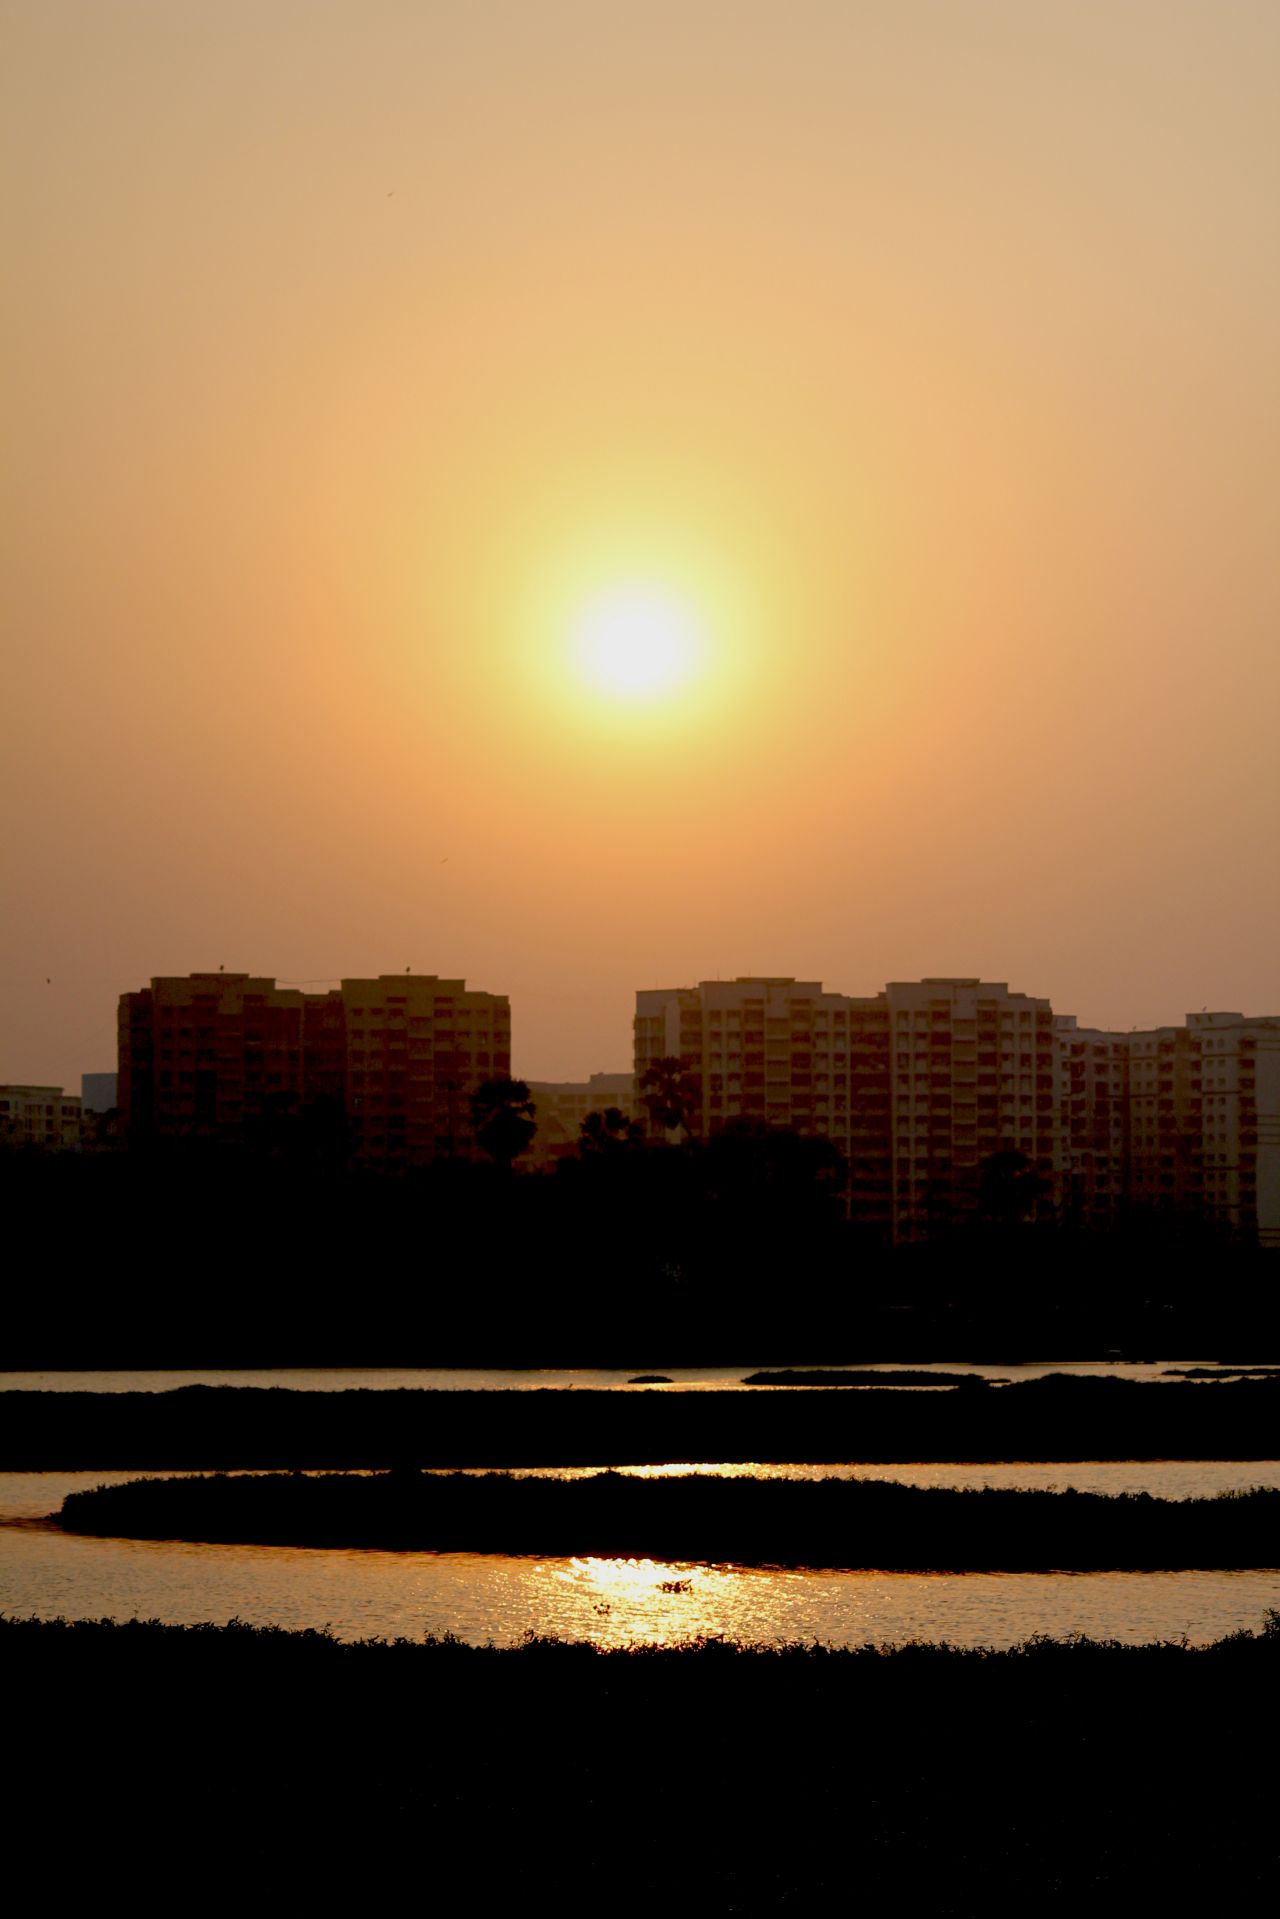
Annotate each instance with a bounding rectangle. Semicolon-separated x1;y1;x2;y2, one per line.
571;585;703;699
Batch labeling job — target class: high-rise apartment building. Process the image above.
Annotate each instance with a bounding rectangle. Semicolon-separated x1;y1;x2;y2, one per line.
883;979;1058;1241
1123;1024;1201;1218
1185;1013;1279;1248
1053;1019;1129;1233
636;977;1072;1243
338;974;510;1169
847;999;893;1237
118;971;510;1167
634;976;1057;1242
1052;1010;1280;1248
634;977;880;1145
119;974;308;1149
112;970;1277;1238
637;974;896;1233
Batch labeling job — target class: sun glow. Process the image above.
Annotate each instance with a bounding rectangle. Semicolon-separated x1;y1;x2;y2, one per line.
571;585;703;699
507;520;760;744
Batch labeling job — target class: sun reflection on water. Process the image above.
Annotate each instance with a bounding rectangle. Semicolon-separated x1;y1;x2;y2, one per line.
4;1473;1280;1648
547;1556;753;1645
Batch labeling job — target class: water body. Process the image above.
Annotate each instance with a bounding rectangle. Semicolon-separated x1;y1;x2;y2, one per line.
4;1471;1277;1649
556;1460;1280;1497
0;1360;1249;1394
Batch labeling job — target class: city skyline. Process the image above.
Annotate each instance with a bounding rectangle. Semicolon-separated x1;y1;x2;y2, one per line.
16;960;1280;1090
4;3;1278;1094
4;7;1276;1889
11;956;1280;1096
13;964;1271;1244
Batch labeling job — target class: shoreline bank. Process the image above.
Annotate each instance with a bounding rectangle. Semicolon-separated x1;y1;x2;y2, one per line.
6;1374;1280;1468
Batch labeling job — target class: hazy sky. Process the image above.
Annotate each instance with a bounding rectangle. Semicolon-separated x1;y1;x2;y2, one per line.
4;0;1278;1088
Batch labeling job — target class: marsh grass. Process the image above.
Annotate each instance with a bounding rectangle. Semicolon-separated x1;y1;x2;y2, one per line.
5;1612;1277;1906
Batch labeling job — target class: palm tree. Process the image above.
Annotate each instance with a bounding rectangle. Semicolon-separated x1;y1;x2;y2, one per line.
470;1078;537;1170
638;1056;700;1140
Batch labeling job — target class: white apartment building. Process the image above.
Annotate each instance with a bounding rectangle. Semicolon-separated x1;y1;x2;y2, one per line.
0;1085;82;1150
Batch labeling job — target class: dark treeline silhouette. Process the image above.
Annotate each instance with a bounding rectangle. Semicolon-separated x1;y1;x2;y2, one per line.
742;1368;991;1386
57;1471;1280;1570
3;1128;1276;1365
6;1375;1280;1469
4;1614;1277;1906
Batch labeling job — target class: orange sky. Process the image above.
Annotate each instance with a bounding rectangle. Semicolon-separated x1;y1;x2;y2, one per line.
4;0;1278;1089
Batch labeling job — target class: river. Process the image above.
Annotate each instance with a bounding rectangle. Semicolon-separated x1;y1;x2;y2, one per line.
4;1467;1278;1649
1;1360;1266;1393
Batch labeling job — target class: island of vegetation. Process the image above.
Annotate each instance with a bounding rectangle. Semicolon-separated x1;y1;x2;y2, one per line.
55;1471;1280;1571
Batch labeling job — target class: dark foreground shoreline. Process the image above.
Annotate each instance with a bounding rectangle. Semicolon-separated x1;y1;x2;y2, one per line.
5;1374;1280;1467
56;1471;1280;1571
5;1615;1276;1908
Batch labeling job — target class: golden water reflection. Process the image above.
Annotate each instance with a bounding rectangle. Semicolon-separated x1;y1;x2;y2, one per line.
529;1461;1280;1498
550;1556;715;1643
4;1474;1280;1651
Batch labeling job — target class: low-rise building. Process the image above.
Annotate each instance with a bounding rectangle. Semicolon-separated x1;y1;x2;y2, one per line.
525;1072;634;1166
0;1085;82;1150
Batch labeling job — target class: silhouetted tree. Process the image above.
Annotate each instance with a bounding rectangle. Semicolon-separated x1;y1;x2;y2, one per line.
297;1091;349;1168
639;1056;700;1139
471;1078;537;1170
701;1120;849;1223
979;1149;1043;1228
80;1106;122;1154
247;1089;304;1159
579;1106;643;1153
